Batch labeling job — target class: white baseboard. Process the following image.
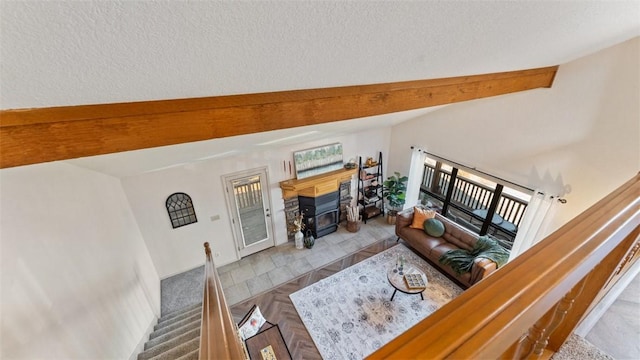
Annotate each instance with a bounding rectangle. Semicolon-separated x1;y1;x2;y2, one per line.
574;258;640;337
128;316;158;360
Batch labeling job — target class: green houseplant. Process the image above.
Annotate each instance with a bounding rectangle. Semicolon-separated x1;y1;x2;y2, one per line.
383;172;408;224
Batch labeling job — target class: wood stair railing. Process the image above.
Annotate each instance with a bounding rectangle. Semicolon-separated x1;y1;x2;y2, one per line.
199;243;247;360
370;173;639;359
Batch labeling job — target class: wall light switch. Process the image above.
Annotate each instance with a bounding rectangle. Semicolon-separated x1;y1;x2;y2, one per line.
210;215;220;221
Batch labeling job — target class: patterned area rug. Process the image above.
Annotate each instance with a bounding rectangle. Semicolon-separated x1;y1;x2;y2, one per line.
289;243;463;360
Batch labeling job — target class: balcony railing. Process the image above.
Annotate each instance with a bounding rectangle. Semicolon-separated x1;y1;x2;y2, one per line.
234;179;262;210
423;163;528;225
421;163;529;246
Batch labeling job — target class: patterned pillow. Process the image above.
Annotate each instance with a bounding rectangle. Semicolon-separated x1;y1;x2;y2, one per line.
424;218;445;237
237;305;266;340
410;207;436;229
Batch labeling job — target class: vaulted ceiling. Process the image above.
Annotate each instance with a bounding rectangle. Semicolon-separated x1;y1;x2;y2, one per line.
1;1;638;176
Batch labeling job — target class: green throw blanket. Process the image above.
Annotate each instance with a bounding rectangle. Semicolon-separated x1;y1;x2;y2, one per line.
439;236;510;275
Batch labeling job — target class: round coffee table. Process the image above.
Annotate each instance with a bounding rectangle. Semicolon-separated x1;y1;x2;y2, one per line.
387;264;428;301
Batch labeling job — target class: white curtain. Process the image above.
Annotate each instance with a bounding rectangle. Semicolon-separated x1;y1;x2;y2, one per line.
404;147;428;210
508;191;559;261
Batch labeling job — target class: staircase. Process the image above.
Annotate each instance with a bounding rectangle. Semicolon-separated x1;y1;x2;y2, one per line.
137;303;202;360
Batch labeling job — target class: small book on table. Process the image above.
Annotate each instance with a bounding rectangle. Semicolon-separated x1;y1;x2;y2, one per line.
404;273;426;289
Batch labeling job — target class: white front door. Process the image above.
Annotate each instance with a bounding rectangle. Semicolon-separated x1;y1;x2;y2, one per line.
223;168;274;258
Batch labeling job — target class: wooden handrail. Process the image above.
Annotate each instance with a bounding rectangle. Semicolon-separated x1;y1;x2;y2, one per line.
370;173;640;359
199;242;247;360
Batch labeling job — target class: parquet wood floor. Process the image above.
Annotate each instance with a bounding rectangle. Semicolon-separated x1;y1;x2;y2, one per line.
230;237;398;359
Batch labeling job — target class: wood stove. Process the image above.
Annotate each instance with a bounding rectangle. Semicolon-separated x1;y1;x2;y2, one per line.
298;191;339;238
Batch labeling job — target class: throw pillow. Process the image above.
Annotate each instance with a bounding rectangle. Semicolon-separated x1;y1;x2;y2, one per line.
424;218;445;237
410;207;436;229
237;305;266;340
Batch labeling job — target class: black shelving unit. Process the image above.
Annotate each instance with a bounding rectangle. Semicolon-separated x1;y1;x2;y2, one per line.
358;152;384;224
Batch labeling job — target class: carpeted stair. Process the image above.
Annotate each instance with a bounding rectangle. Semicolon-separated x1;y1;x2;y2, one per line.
138;302;202;360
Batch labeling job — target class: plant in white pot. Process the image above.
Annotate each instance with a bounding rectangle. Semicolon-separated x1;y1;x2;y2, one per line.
290;211;305;249
383;172;408;224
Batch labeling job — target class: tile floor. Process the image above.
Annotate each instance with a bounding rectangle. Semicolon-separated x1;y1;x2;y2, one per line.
584;266;640;359
216;216;396;305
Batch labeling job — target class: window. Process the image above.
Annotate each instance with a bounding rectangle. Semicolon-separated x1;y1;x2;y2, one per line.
419;155;532;249
166;192;197;228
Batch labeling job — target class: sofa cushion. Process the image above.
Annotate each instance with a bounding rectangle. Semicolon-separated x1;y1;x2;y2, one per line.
401;229;447;257
441;221;476;251
430;243;459;260
424;218;445;237
410;207;436;229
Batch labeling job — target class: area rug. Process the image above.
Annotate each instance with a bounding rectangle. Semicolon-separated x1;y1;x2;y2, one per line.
289;243;463;360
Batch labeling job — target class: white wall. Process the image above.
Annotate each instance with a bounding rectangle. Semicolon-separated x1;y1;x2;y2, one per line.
121;128;391;279
0;162;160;359
389;37;640;236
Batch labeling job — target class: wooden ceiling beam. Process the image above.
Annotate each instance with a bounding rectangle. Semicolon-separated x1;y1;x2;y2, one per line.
0;66;557;169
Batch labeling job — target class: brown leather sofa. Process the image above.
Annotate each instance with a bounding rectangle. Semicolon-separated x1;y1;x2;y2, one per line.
395;207;497;288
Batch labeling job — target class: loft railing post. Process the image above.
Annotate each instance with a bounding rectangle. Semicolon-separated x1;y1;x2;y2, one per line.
514;278;586;359
534;280;586;355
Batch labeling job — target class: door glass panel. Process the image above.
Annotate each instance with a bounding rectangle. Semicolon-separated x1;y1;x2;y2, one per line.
232;175;268;246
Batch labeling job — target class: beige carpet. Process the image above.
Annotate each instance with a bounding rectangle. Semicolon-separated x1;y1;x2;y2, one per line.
552;334;614;360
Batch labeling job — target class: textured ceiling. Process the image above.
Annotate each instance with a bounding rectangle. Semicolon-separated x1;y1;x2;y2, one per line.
2;1;638;109
1;1;639;176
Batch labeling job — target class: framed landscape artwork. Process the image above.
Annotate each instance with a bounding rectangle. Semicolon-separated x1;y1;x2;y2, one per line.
294;143;344;179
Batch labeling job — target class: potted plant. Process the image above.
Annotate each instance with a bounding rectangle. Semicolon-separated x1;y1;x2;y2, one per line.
383;172;408;224
290;212;305;249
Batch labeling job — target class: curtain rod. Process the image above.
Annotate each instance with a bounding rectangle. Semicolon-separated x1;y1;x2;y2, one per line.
412;147;536;193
